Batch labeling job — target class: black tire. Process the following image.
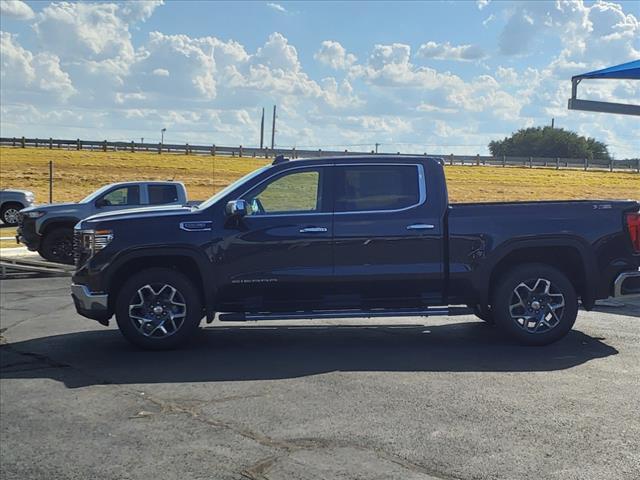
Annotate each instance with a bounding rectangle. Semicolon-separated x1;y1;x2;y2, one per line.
471;304;495;324
1;202;23;226
39;227;74;264
492;263;578;346
115;268;203;350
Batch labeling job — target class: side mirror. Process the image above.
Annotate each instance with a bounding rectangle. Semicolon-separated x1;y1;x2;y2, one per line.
225;199;248;217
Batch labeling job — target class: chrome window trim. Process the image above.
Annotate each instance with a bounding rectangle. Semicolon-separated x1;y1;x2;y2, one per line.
236;162;427;218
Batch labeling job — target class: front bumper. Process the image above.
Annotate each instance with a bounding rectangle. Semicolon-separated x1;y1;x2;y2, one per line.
71;283;111;325
613;270;640;297
17;217;41;251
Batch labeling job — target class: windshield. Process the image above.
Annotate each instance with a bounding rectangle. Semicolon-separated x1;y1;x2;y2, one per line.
197;165;270;210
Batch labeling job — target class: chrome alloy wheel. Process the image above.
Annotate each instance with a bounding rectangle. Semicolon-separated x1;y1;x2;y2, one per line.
129;284;187;338
3;207;20;225
508;278;565;334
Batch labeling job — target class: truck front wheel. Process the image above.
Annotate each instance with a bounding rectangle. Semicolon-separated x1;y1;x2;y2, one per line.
1;202;23;226
492;263;578;346
39;227;74;264
115;268;203;350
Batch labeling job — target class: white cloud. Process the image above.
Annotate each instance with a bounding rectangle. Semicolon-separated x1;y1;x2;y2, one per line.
152;68;169;77
0;0;34;20
267;2;286;13
315;40;357;69
417;41;487;61
120;0;163;22
477;0;491;10
0;32;75;101
33;2;136;62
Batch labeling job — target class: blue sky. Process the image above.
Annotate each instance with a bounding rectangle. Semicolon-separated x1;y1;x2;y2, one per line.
1;0;639;157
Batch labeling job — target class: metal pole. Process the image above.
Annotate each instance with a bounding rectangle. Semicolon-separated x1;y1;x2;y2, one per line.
49;160;53;203
260;107;265;149
271;105;276;150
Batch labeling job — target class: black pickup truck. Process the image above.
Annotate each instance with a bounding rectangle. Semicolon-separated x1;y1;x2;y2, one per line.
71;156;640;349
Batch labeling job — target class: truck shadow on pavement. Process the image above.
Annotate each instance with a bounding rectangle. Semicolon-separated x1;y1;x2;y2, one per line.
0;321;618;389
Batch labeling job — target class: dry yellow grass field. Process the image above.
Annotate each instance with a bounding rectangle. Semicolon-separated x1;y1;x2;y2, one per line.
1;146;638;204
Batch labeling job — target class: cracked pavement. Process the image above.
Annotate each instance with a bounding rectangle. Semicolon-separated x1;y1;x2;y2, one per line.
1;277;639;479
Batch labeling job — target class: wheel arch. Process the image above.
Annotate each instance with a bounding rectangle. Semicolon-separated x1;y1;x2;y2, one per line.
40;217;80;236
105;247;215;320
478;238;598;310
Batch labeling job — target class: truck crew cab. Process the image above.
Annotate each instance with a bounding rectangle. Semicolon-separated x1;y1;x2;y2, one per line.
71;156;640;349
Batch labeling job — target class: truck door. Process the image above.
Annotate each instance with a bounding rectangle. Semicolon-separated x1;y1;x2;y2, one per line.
216;166;334;312
331;162;444;307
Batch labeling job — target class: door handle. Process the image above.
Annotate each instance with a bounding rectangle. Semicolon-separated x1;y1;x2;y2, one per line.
299;226;328;233
406;223;435;230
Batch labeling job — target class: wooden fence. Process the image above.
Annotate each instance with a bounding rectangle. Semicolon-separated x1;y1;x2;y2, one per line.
1;136;638;172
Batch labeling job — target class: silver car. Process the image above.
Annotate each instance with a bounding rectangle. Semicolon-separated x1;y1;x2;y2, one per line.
0;188;35;226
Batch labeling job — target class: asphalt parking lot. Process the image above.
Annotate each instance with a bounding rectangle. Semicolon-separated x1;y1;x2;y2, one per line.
1;277;639;480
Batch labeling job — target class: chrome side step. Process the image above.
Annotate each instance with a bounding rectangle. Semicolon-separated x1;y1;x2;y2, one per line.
219;306;470;322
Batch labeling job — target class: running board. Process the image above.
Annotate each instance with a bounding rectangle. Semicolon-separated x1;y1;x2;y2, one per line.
219;306;471;322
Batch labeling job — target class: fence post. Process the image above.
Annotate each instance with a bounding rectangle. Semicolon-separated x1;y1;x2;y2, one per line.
49;160;53;203
555;157;559;170
131;141;135;153
584;158;588;171
158;142;162;154
637;158;639;174
49;137;53;149
12;137;16;147
239;145;243;157
609;159;613;172
461;156;464;166
77;138;81;150
21;136;25;148
35;138;39;148
528;156;532;168
211;144;216;156
450;154;453;166
103;140;107;152
476;154;480;166
185;143;189;155
502;155;506;167
292;147;296;159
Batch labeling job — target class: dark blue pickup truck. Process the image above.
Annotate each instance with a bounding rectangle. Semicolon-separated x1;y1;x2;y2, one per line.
71;156;640;349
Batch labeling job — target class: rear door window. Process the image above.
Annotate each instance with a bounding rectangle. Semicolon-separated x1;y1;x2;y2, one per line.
148;184;179;204
334;165;421;212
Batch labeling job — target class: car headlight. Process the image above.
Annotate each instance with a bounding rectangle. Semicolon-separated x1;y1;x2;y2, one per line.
23;211;45;218
25;193;35;203
76;228;114;257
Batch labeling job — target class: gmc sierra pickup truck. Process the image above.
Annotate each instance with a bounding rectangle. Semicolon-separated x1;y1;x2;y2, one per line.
18;181;188;264
71;156;640;349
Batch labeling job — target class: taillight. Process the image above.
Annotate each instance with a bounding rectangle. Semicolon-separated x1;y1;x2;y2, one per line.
626;212;640;252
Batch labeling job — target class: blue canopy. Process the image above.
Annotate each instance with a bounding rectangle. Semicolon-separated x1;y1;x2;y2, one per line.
573;59;640;80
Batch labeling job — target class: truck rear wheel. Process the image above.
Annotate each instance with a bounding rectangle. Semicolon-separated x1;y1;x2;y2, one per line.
492;263;578;346
39;227;74;264
115;268;203;350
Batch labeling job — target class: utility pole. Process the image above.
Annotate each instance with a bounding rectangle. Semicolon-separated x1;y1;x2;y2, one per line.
271;105;276;150
161;128;166;146
375;143;380;153
259;108;265;149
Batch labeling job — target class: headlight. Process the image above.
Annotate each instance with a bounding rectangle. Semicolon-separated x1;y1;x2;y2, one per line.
76;228;113;258
23;211;45;218
25;193;35;202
